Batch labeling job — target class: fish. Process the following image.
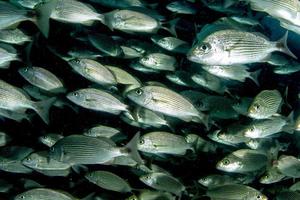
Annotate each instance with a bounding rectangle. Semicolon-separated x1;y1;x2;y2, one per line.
0;28;31;45
0;44;20;69
206;184;268;200
102;9;177;35
243;116;292;138
0;1;57;37
248;90;283;119
83;124;121;139
0;79;56;124
151;35;190;54
49;132;143;165
276;155;300;178
0;146;33;174
198;174;241;188
22;151;71;177
187;28;296;65
166;1;197;15
67;88;128;115
139;53;177;71
18;66;65;93
217;149;268;173
85;170;132;193
14;188;76;200
127;86;208;126
68;59;117;86
139;172;185;196
201;65;260;85
49;0;104;25
138;131;194;155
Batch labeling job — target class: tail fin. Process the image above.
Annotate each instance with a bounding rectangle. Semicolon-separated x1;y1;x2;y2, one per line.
249;69;261;86
161;18;180;37
32;97;56;124
125;132;144;165
34;0;58;38
223;0;236;8
276;31;297;59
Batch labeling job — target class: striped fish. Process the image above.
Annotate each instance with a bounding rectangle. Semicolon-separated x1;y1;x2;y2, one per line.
206;184;268;200
49;133;143;165
216;149;268;173
126;86;207;126
249;0;300;26
248;90;282;119
66;88;128;115
187;29;296;65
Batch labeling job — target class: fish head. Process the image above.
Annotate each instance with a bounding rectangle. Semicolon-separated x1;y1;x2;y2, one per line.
198;176;213;187
216;156;242;172
244;126;260;138
66;90;85;104
139;173;155;186
127;87;152;106
126;194;138;200
248;102;263;118
246;139;259;149
187;37;223;65
22;153;39;168
252;193;268;200
18;67;33;78
137;134;153;151
139;54;157;67
14;193;28;200
68;58;85;72
85;172;96;182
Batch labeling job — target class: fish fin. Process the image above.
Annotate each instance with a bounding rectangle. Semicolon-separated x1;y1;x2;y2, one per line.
71;164;88;174
34;0;58;38
161;18;180;37
81;192;95;200
276;31;297;59
283;86;292;109
223;0;236;8
32;97;56;124
282;124;294;134
125;132;144;165
249;69;261;86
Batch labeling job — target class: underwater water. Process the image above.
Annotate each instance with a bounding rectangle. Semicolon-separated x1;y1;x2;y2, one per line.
1;0;300;199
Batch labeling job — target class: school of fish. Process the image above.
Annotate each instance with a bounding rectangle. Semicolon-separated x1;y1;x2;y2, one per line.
1;0;300;199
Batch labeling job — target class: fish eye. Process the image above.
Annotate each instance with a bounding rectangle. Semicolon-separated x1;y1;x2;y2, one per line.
139;139;145;145
253;103;260;110
74;59;81;64
73;92;79;97
50;147;55;152
20;196;25;199
250;127;255;132
257;195;262;199
135;89;143;96
24;67;29;72
222;159;230;165
199;43;211;52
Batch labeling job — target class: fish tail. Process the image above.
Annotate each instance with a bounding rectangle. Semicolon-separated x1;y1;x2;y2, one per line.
34;0;58;38
96;14;105;24
276;31;297;59
161;18;180;37
223;0;236;8
32;97;56;124
125;132;144;165
249;69;261;86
